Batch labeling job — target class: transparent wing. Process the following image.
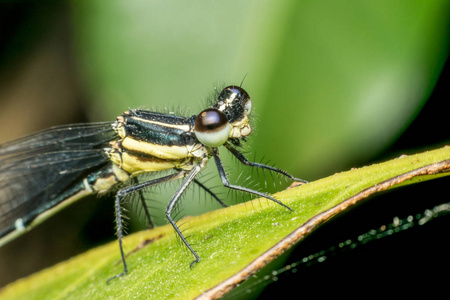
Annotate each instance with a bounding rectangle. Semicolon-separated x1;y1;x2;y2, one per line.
0;122;118;238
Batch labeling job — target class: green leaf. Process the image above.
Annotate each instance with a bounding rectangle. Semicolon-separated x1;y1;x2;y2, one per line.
1;146;449;300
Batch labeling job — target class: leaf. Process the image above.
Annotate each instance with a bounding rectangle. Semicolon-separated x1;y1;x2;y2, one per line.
1;146;449;300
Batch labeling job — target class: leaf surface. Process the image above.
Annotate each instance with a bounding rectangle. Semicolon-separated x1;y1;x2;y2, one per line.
1;146;449;300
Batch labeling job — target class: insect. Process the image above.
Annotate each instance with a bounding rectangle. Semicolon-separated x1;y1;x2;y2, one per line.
0;85;307;282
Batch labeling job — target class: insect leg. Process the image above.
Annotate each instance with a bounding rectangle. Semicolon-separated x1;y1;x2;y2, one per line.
193;179;227;208
224;143;308;184
107;170;188;283
166;159;207;268
213;148;293;211
132;177;154;228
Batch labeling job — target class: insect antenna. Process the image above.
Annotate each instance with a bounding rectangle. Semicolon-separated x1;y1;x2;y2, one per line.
239;73;249;87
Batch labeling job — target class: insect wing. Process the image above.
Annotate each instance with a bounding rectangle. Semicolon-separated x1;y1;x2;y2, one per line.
0;122;117;239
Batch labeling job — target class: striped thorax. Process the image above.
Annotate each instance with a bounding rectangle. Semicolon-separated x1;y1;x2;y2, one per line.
108;110;209;176
107;85;253;177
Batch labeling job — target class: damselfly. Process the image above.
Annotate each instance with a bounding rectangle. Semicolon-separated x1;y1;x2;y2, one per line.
0;85;307;282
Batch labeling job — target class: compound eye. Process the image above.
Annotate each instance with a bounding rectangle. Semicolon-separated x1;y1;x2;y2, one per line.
194;108;231;147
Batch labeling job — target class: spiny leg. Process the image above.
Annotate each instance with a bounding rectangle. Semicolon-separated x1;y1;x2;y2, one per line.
107;171;188;284
131;177;154;228
213;148;293;211
166;160;207;268
224;143;308;184
193;178;227;208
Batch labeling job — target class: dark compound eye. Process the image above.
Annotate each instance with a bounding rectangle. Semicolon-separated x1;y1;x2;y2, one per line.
220;86;250;102
194;108;231;147
226;87;242;98
216;86;252;120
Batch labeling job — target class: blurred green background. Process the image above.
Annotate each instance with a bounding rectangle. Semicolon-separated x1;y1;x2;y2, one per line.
0;0;449;291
